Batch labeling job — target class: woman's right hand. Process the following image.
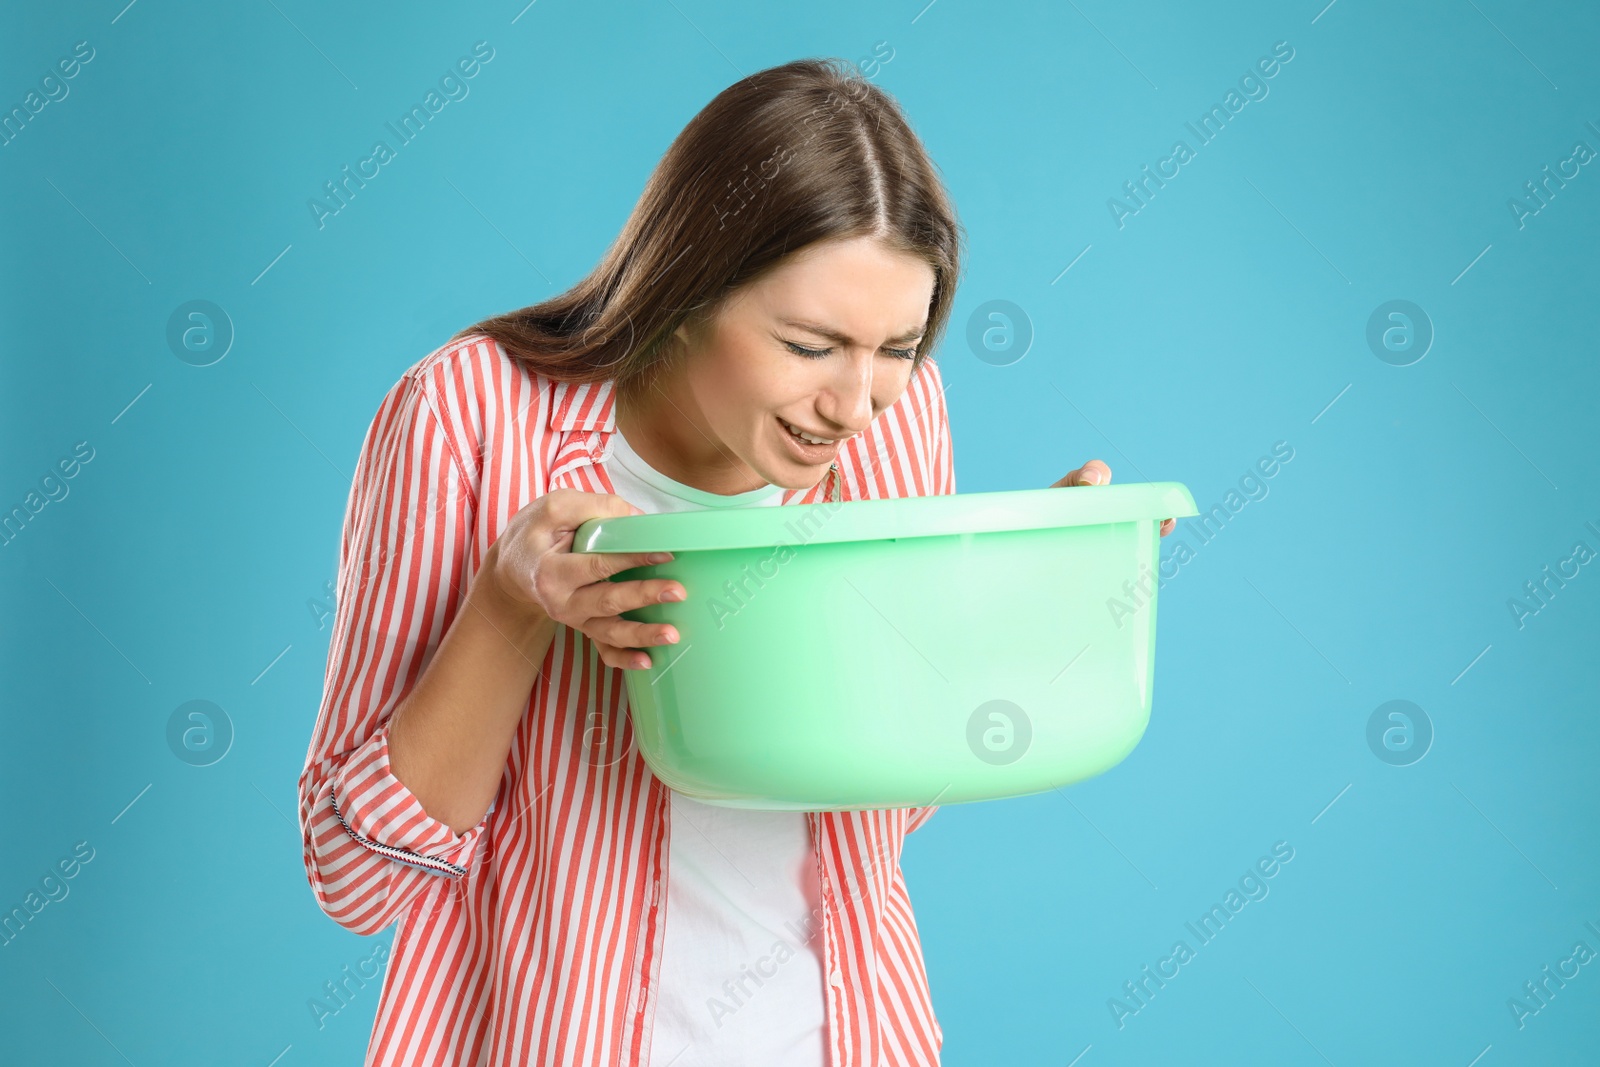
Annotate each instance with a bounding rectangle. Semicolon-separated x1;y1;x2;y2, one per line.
486;488;685;671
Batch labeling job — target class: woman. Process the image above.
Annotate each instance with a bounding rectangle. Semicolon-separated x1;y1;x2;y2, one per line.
297;57;1141;1067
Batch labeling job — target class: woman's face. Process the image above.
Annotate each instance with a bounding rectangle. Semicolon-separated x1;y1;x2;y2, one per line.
620;235;937;495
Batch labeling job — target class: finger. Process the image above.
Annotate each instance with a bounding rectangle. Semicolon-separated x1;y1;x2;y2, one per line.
1076;460;1111;486
593;639;652;671
1049;460;1113;489
580;547;676;584
545;490;647;529
572;574;685;626
1159;517;1174;537
585;615;680;654
546;547;675;589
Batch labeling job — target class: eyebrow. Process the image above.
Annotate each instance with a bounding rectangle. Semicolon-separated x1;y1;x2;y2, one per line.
778;318;926;346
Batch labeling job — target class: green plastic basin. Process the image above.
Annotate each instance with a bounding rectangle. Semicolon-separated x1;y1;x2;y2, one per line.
571;481;1199;811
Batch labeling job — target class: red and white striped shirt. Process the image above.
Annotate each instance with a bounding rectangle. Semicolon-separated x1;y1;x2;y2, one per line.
297;333;955;1066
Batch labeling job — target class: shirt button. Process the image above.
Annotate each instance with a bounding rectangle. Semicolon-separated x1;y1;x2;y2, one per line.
828;969;844;988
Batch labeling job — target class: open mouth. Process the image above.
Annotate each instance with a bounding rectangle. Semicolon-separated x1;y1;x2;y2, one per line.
777;415;841;461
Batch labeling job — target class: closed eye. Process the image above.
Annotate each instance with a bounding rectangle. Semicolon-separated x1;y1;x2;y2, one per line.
784;341;920;361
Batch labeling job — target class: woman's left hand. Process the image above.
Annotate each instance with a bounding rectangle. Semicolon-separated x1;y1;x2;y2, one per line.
1052;459;1176;537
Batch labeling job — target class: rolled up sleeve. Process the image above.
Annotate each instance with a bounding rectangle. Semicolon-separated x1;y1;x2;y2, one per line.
297;370;488;934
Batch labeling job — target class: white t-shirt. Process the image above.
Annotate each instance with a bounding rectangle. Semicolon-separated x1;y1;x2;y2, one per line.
602;429;827;1067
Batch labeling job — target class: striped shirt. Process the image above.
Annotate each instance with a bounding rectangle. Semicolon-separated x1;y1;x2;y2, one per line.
297;333;955;1066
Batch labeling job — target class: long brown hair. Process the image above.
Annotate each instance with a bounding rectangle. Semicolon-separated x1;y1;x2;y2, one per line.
448;56;965;405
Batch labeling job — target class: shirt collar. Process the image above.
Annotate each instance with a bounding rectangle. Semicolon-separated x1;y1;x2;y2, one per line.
546;372;838;504
549;377;617;433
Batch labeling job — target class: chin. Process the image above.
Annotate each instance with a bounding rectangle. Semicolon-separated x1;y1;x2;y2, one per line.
756;455;824;491
762;467;817;491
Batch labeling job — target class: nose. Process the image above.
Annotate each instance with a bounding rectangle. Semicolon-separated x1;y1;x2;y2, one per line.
816;350;874;436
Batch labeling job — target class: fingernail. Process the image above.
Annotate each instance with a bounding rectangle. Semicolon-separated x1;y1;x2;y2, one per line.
660;588;683;602
635;653;650;669
648;552;671;563
1081;471;1100;485
662;628;679;644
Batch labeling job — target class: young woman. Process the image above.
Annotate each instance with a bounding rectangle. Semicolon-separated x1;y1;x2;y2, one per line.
297;57;1149;1067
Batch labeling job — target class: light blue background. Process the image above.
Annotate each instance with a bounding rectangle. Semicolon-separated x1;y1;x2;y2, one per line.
3;1;1597;1063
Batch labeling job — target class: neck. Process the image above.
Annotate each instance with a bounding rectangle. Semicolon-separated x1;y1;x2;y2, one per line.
614;379;768;496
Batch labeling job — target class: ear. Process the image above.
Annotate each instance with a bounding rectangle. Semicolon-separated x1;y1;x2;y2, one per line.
669;309;704;352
